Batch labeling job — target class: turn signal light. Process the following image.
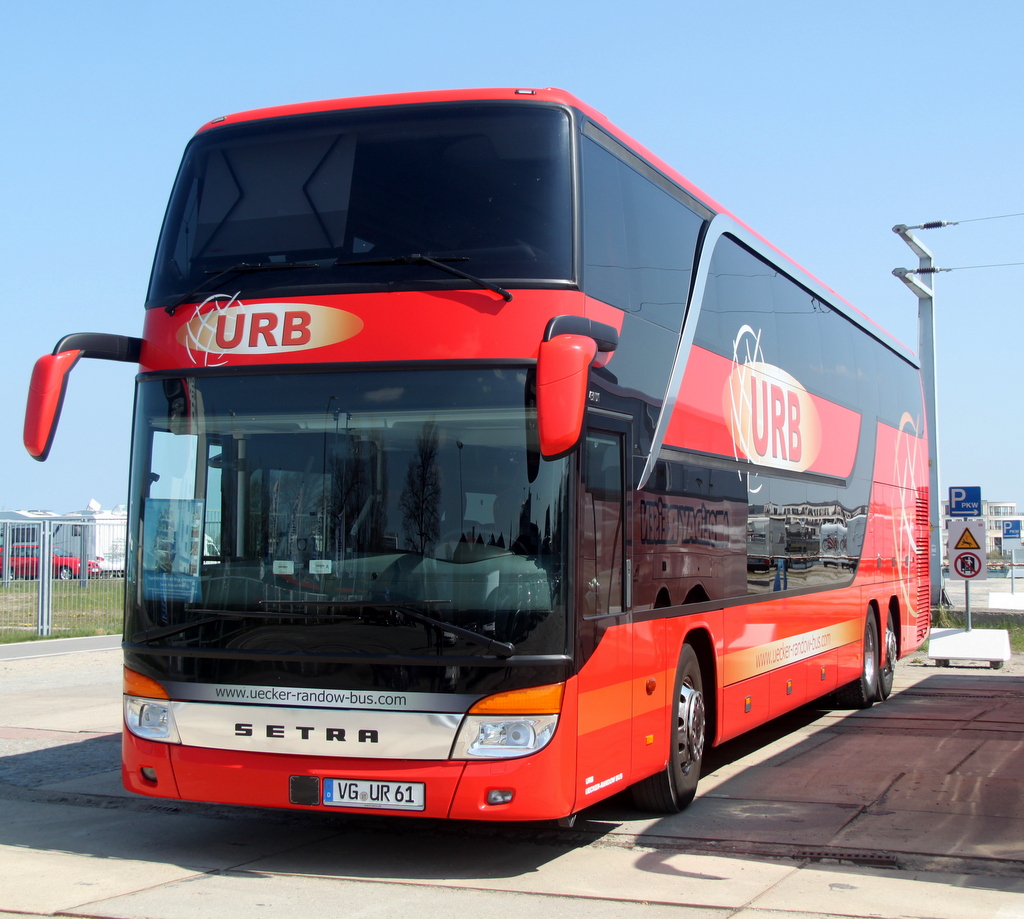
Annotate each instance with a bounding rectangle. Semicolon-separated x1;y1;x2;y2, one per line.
123;667;169;699
469;682;564;715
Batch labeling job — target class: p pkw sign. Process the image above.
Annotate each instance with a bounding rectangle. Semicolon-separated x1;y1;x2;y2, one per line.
948;486;982;518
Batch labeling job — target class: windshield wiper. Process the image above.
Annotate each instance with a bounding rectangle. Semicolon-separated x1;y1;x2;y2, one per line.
132;613;240;643
131;601;517;658
335;253;513;302
165;262;319;315
262;599;517;659
131;606;335;643
386;604;516;659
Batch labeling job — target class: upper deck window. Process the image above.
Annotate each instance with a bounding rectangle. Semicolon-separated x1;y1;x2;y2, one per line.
147;104;573;308
581;134;705;332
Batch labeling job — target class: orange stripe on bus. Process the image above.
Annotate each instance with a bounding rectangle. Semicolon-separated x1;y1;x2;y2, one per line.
725;618;862;684
576;681;633;735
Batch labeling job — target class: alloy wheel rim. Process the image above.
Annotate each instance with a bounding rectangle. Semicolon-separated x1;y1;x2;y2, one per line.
883;624;897;680
864;623;877;681
678;680;705;774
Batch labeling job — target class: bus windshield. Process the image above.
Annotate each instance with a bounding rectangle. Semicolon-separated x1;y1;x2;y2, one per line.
126;368;570;659
146;104;574;308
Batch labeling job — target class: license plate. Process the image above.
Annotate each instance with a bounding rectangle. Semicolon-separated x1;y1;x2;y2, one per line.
322;778;425;811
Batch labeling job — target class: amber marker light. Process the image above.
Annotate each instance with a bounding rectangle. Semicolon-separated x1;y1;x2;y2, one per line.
123;667;169;699
469;682;564;715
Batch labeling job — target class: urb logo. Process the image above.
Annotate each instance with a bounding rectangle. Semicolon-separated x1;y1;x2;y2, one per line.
723;325;821;473
177;294;363;366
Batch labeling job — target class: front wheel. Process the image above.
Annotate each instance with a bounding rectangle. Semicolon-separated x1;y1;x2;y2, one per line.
833;610;879;708
629;643;706;813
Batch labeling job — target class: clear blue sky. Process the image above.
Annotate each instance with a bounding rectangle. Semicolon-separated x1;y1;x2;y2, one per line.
2;0;1022;513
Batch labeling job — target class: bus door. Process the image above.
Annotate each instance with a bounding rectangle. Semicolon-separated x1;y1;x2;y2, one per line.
575;423;632;801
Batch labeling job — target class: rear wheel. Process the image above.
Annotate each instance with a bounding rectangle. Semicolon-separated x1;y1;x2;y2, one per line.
630;643;706;813
57;566;73;580
877;609;897;700
833;610;879;708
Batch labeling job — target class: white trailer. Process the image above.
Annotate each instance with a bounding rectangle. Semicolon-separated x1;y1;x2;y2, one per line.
51;504;128;576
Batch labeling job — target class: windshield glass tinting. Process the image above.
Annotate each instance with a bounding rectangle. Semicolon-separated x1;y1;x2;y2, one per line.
147;104;573;308
126;369;570;658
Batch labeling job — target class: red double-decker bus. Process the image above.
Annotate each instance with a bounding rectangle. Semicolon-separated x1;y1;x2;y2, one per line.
24;87;929;822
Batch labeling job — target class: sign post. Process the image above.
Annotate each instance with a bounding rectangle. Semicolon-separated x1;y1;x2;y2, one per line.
946;519;986;630
929;503;1010;669
1003;520;1022;594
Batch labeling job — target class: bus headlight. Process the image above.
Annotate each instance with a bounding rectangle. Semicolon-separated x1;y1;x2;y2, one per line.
124;696;180;743
451;714;558;759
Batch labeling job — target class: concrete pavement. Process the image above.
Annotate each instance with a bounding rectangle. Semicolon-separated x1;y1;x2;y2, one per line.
1;638;1022;919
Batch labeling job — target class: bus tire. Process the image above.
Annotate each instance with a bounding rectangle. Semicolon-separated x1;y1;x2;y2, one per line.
833;610;879;708
877;609;897;701
629;643;705;814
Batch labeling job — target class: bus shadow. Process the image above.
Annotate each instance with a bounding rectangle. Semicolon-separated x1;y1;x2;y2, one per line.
0;733;121;789
586;700;837;825
0;737;603;881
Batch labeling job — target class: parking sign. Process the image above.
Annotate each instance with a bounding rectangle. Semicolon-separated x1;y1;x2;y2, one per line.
948;486;982;518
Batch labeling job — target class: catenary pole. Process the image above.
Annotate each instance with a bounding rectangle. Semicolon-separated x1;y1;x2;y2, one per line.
892;225;942;609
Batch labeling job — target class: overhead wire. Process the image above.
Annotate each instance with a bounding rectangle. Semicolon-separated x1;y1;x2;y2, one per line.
902;212;1024;271
907;211;1024;229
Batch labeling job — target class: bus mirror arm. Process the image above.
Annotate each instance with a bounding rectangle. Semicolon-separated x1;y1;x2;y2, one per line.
24;333;142;462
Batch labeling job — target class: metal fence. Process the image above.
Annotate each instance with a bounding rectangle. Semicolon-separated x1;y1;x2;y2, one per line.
0;519;125;641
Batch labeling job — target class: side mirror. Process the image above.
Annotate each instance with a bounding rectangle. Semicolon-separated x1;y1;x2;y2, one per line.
24;333;142;462
536;317;619;459
24;351;82;462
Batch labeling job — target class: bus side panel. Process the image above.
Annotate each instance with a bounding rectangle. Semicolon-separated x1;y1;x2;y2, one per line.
629;617;670;785
719;588;862;736
449;675;580;821
767;660;807;718
574;621;634;806
863;480;896;587
868;419;930;656
721;674;771;740
808;648;840;697
622;613;723;786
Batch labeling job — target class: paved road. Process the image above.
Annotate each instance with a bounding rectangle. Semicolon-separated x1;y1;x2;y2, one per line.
1;637;1022;919
0;634;120;661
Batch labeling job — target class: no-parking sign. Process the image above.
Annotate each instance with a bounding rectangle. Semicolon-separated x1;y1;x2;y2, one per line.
947;519;987;581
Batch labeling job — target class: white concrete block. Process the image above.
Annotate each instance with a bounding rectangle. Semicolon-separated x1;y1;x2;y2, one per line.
927;627;1011;663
